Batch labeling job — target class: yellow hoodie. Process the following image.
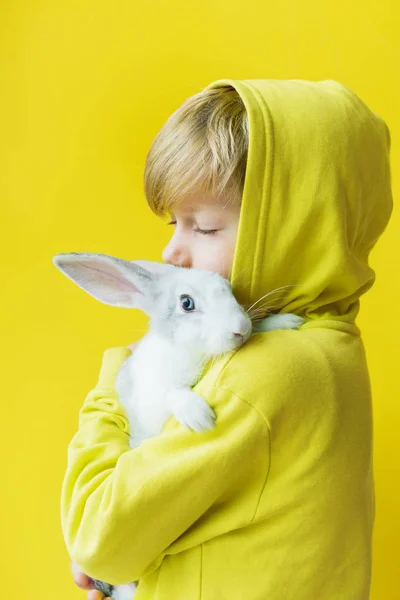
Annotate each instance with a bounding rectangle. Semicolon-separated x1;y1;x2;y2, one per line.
60;79;393;599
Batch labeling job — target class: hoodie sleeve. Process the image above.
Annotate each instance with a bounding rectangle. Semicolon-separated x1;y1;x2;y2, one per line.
60;346;270;585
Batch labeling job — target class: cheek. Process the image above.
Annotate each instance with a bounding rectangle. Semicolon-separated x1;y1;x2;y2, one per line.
175;314;203;344
217;250;235;278
219;239;237;279
218;234;236;263
198;238;235;277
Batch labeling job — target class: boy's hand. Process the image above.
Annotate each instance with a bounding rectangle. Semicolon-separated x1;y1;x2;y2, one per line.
73;571;112;599
126;342;138;352
87;592;112;600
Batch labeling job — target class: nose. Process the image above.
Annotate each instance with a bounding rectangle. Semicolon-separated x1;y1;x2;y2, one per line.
232;323;252;341
162;236;190;268
233;332;245;341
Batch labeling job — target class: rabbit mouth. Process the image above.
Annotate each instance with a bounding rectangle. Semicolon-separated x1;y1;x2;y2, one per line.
228;331;250;351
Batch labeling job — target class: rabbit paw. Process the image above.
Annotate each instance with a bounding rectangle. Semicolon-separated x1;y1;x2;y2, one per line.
167;389;217;432
253;313;305;332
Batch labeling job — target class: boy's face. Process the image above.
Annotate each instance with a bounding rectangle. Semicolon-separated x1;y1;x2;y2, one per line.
162;191;241;280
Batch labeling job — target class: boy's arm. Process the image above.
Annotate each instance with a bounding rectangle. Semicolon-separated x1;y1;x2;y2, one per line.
61;346;270;585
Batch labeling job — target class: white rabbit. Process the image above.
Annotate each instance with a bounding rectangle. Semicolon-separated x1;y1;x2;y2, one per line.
54;252;305;600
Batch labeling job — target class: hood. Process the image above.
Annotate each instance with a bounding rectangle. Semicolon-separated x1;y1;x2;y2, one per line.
204;78;393;324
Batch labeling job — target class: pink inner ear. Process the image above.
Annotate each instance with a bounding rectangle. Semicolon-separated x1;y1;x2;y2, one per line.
61;256;148;308
78;258;142;294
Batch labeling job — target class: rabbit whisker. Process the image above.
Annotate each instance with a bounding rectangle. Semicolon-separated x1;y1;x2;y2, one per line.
247;296;292;319
246;284;300;313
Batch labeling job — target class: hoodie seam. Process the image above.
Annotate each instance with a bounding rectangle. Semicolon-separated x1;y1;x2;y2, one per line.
209;345;272;431
213;360;271;525
215;381;272;525
205;337;277;525
208;332;272;524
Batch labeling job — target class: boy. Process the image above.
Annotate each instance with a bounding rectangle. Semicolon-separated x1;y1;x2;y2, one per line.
65;78;393;600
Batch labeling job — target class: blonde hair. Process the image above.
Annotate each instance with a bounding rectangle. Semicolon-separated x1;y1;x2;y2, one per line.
144;86;249;219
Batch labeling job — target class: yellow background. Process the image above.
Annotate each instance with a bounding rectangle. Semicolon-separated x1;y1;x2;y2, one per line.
1;1;398;598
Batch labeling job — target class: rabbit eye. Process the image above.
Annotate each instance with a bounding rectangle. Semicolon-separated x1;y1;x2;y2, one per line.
180;294;195;312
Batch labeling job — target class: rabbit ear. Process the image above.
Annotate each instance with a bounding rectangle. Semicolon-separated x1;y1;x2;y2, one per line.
132;259;177;276
52;252;158;314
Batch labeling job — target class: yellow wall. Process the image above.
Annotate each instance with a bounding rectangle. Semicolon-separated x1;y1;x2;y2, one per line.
1;1;398;598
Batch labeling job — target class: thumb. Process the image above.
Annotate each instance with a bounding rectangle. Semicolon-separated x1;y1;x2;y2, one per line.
74;571;95;590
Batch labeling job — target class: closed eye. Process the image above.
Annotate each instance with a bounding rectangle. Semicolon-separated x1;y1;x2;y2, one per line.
193;227;219;235
167;221;218;235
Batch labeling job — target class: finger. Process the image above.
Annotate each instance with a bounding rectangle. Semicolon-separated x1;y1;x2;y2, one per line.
74;572;95;590
87;590;104;600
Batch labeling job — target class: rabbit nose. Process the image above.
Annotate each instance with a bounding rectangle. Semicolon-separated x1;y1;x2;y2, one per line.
233;324;251;340
233;332;244;339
